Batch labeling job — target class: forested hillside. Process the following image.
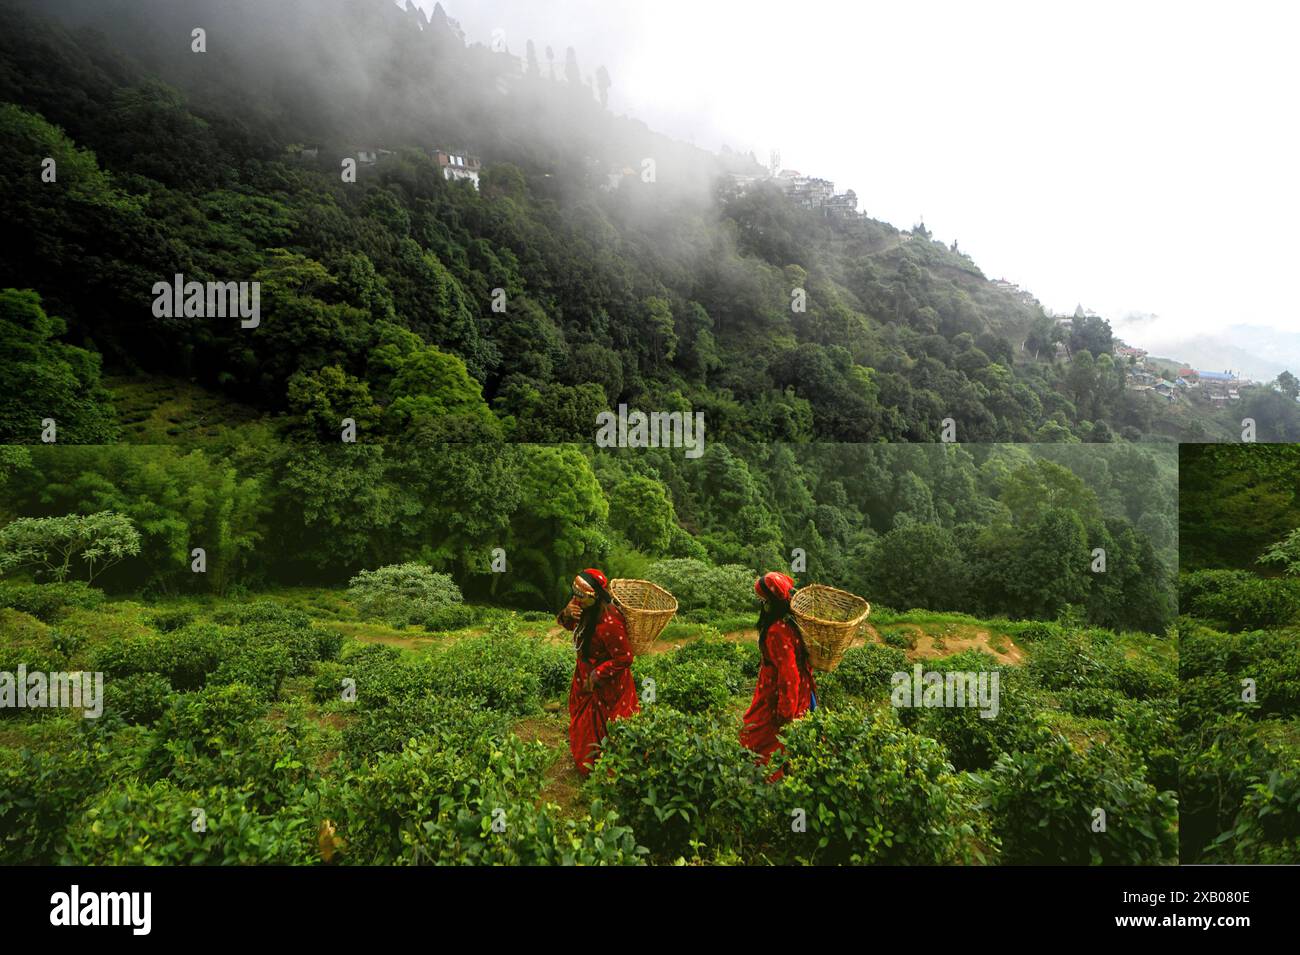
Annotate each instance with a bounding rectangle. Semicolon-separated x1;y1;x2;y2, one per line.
0;0;1201;443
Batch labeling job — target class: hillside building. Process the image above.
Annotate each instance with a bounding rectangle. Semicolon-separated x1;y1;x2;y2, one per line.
355;147;395;166
434;149;481;189
1187;369;1247;401
787;176;835;209
824;189;859;218
731;169;864;219
991;277;1040;306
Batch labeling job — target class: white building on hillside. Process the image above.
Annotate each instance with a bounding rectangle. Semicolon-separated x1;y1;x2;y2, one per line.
434;149;481;190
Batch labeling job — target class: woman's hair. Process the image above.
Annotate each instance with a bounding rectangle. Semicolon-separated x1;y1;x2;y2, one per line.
573;571;611;659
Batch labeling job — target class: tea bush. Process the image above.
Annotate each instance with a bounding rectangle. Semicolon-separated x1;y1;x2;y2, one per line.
880;627;914;649
633;656;731;714
1178;713;1264;859
328;731;614;865
979;727;1177;864
422;618;570;715
1023;629;1145;694
0;607;53;645
587;708;773;861
1182;571;1300;632
772;706;992;864
63;779;320;865
209;641;295;701
816;643;909;705
142;683;268;779
1180;625;1300;721
1204;766;1300;863
537;644;575;698
148;606;196;632
101;672;173;726
1059;686;1128;720
314;627;345;662
1111;653;1178;701
673;636;760;683
423;603;479;631
330;727;598;867
341;694;514;761
0;580;104;622
908;662;1046;772
1179;613;1300;861
1114;697;1178;794
324;643;420;711
632;637;753;714
0;743;105;864
0;608;68;684
217;600;332;676
310;661;352;704
91;623;229;691
144;692;320;816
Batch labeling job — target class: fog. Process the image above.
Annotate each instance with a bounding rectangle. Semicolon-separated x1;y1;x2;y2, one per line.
420;0;1300;349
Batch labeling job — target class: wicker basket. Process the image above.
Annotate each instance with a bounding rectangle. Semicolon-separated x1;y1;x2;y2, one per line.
791;584;870;672
609;579;678;655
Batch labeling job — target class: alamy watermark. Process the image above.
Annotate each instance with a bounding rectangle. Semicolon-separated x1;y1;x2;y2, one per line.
152;274;260;328
0;666;103;718
50;885;151;935
595;404;705;458
890;664;1000;718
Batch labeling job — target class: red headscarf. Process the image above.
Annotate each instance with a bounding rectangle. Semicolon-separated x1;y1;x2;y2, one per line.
573;568;609;597
755;571;796;602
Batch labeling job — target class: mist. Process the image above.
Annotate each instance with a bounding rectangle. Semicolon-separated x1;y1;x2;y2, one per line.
417;0;1300;345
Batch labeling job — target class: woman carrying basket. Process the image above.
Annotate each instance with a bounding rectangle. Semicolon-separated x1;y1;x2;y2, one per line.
557;568;640;776
741;571;817;779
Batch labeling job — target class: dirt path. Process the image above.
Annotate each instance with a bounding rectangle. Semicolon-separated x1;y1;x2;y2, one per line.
893;623;1024;665
513;715;584;816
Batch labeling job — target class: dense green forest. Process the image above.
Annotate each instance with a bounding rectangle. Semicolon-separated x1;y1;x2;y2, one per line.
0;440;1179;865
1179;443;1300;863
0;0;1237;444
0;441;1176;634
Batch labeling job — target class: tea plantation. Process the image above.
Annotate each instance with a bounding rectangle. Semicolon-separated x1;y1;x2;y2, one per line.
0;583;1177;865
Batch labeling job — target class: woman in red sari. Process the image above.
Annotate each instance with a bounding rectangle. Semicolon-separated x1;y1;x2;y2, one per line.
557;568;640;776
740;571;817;778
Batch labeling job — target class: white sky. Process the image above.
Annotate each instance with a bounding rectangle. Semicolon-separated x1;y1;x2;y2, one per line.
414;0;1299;341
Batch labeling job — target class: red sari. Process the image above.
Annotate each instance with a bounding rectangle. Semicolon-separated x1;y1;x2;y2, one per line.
561;604;640;775
740;619;816;776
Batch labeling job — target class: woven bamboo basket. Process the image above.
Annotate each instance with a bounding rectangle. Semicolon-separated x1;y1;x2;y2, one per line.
609;578;678;655
791;584;871;672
